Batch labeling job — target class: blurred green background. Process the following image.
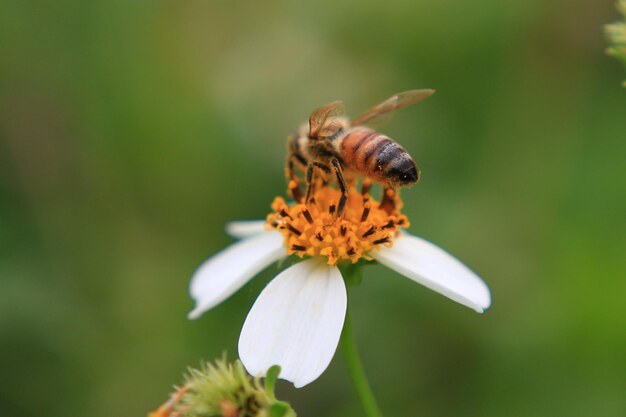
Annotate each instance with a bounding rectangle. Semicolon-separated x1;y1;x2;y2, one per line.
1;0;625;416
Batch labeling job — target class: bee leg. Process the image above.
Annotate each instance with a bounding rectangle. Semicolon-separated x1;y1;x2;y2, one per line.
331;158;348;217
305;162;331;204
286;156;303;202
304;164;317;204
380;186;397;214
312;162;331;172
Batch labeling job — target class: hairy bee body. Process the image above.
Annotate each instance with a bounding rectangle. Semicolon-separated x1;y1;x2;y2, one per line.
286;90;433;213
340;127;418;186
288;120;418;187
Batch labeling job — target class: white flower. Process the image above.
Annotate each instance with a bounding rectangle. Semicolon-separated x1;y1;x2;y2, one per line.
189;215;491;388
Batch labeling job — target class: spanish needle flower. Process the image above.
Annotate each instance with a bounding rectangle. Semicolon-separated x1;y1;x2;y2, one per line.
188;183;491;388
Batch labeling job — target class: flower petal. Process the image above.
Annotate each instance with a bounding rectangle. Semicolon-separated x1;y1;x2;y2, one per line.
188;231;285;319
372;234;491;313
238;258;347;388
226;220;268;239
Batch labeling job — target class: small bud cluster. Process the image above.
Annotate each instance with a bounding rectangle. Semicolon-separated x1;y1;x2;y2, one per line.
149;359;295;417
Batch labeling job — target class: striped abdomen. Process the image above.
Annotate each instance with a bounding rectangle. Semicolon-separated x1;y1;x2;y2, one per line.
340;127;419;186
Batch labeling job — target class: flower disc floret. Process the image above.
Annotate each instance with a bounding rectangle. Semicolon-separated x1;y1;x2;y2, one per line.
267;184;409;265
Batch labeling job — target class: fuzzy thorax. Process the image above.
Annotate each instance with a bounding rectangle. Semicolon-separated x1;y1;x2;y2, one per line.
267;184;409;265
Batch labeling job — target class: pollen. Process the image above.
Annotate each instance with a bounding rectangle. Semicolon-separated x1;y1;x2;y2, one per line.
267;182;409;265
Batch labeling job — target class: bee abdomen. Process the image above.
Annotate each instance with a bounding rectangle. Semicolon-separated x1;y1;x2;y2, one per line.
341;128;418;185
341;128;383;170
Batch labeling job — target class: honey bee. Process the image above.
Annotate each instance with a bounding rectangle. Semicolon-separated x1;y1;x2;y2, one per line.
287;89;435;215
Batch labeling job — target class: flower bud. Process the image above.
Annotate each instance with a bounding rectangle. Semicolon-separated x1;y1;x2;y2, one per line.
149;359;296;417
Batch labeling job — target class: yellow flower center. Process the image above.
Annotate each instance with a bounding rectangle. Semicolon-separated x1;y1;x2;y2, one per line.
267;181;409;265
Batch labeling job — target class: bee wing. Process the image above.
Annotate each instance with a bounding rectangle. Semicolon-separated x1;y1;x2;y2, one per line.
351;89;435;127
309;100;345;138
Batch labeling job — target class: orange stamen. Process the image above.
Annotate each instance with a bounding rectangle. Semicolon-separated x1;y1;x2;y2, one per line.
267;184;409;265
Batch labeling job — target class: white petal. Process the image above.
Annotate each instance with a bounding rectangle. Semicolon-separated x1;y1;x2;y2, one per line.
372;234;491;313
226;220;268;239
188;231;285;319
239;258;347;388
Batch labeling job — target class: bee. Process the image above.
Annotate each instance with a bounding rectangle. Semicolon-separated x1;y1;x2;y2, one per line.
287;89;435;215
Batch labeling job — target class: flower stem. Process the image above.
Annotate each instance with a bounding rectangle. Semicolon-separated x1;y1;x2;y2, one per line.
340;307;383;417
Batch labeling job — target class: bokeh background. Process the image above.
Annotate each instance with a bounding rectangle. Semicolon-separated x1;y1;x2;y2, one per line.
1;0;625;416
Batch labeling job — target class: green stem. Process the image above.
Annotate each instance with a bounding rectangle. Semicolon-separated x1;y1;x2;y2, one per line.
340;307;383;417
